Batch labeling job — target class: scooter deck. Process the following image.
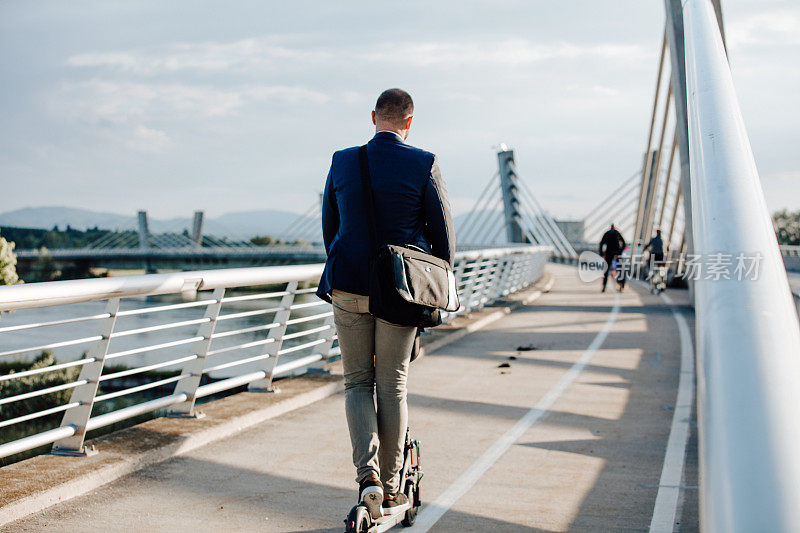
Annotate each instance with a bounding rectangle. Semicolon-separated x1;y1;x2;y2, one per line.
367;502;412;532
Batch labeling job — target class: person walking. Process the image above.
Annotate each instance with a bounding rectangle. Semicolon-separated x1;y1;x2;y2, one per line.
317;88;455;519
599;223;626;292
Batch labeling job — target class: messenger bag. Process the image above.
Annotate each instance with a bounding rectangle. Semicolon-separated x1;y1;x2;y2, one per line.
357;144;459;328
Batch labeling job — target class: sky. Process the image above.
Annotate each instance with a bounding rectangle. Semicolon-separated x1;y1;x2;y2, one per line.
1;0;798;221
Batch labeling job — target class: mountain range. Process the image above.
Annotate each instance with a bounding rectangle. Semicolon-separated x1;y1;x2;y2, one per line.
0;206;315;239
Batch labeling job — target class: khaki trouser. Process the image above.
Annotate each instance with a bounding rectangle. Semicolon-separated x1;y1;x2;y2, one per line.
331;289;417;493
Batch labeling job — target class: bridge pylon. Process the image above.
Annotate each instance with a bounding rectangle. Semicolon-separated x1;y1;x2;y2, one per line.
497;148;527;244
137;210;156;273
191;211;204;248
455;146;576;259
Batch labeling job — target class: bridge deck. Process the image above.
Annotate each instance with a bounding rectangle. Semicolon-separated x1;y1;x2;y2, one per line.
9;264;698;532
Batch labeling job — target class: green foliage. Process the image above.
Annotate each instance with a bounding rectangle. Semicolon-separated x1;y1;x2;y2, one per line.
0;230;22;286
773;209;800;246
0;225;110;251
28;246;59;282
250;234;280;246
0;351;80;422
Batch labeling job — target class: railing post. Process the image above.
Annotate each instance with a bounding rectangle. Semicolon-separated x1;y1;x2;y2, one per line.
461;260;480;314
523;254;535;288
248;281;297;392
489;257;511;302
498;257;515;297
472;260;489;310
51;298;120;456
477;259;494;308
167;287;225;418
315;312;337;365
509;255;521;292
505;256;522;295
506;257;522;293
525;254;537;286
477;259;500;308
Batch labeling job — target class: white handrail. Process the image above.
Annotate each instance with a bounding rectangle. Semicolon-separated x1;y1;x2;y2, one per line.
683;1;800;530
0;264;326;311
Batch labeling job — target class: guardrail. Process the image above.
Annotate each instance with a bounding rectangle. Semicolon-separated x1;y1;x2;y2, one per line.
780;245;800;273
683;1;800;530
0;245;549;460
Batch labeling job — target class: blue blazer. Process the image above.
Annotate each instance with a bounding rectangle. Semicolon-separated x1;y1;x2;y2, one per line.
317;131;455;300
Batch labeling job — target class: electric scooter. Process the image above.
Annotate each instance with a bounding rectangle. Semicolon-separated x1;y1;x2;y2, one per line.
344;429;422;533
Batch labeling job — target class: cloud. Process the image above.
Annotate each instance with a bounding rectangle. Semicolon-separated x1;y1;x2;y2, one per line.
522;133;607;146
728;9;800;46
126;125;172;154
365;40;647;67
65;37;648;76
57;79;329;123
66;38;334;75
566;84;621;97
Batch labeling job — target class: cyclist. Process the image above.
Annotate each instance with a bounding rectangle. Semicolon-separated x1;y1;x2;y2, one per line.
599;224;626;292
643;229;665;267
643;230;667;293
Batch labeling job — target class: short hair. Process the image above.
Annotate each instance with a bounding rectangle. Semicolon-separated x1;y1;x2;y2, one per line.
375;88;414;126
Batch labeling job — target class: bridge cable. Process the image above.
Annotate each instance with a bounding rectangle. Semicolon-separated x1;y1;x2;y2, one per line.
462;193;503;244
513;181;573;257
517;179;577;257
456;173;500;243
584;187;640;238
280;203;320;242
582;170;641;226
474;209;506;245
507;161;576;256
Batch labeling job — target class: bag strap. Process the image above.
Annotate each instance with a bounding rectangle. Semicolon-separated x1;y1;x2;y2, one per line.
357;144;378;250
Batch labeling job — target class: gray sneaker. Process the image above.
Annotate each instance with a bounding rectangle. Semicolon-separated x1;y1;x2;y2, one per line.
359;474;384;519
382;492;409;513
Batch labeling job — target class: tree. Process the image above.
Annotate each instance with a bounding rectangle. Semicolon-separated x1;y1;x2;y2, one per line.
0;231;22;286
31;247;58;282
250;235;276;246
773;209;800;246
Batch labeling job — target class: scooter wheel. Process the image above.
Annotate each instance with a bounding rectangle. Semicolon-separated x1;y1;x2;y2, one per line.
402;483;419;527
345;505;370;533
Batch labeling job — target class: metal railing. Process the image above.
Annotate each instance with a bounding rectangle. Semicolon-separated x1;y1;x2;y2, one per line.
780;245;800;273
683;1;800;530
0;246;549;460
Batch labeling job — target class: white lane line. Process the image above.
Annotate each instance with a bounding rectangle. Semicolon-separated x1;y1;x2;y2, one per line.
408;292;621;533
649;291;695;533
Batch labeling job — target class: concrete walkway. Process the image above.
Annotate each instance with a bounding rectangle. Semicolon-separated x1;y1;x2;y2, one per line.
9;264;698;532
